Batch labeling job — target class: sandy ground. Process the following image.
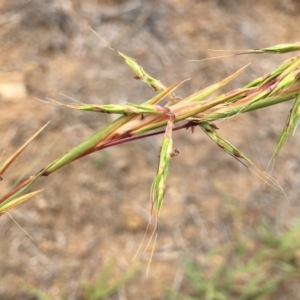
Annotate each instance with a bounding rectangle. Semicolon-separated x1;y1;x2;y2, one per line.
1;0;300;299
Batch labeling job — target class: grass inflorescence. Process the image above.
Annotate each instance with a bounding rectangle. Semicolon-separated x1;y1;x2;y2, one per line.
1;42;300;243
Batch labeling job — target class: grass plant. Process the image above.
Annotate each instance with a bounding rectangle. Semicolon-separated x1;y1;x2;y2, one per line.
168;214;300;300
1;41;300;234
25;261;139;300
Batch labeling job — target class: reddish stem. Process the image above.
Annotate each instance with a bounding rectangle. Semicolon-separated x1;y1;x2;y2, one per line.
0;177;34;204
0;121;198;204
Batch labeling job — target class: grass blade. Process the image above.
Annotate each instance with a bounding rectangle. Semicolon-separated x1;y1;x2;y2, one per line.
236;42;300;55
199;123;281;191
117;51;167;93
151;115;175;219
181;64;248;103
0;122;49;177
0;190;41;216
56;103;171;115
273;93;300;160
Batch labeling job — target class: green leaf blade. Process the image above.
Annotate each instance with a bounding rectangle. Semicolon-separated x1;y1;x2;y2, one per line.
273;93;300;159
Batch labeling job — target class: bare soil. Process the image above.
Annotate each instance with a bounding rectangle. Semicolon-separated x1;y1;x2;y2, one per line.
1;0;300;299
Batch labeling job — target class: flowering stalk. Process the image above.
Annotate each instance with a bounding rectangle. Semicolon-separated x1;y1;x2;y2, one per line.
1;43;300;219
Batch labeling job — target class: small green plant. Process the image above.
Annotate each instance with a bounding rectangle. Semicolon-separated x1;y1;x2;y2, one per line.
24;285;54;300
167;217;300;300
82;261;139;300
25;261;139;300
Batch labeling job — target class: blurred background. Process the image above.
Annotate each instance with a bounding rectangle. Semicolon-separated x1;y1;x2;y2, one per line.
1;0;300;299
